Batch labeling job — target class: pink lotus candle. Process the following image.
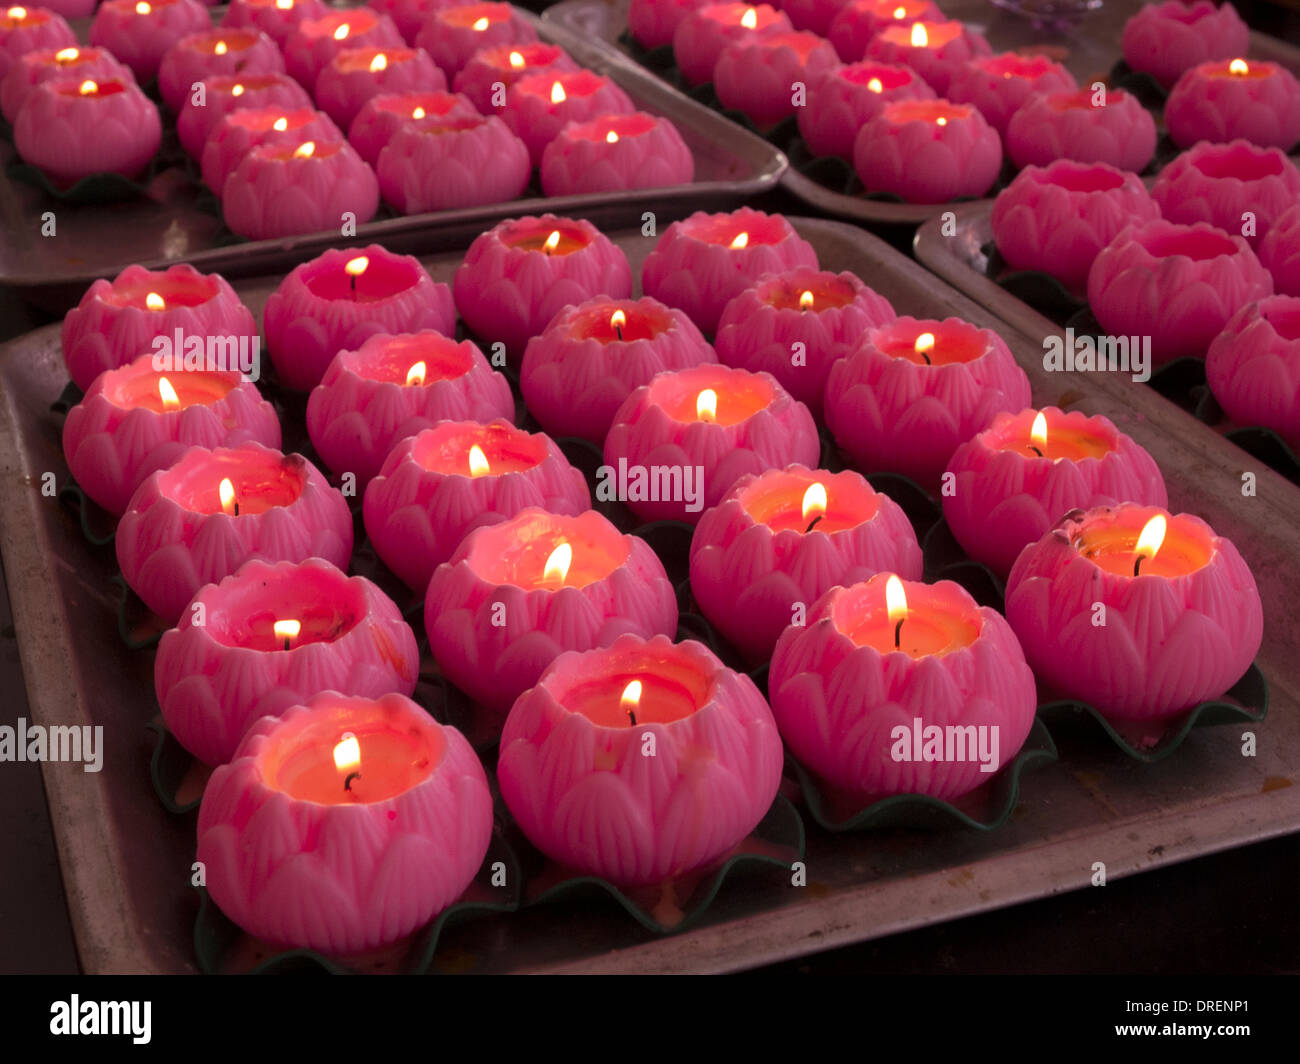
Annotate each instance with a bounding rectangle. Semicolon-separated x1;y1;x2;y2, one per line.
61;263;259;393
798;61;935;160
414;2;536;78
714;268;895;418
157;29;285;113
520;295;717;444
769;573;1038;801
223;137;380;241
499;69;635;166
946;51;1077;138
690;465;922;662
200;104;342;195
88;0;211;82
1005;503;1262;719
1166;58;1300;152
221;0;328;47
498;633;783;886
864;19;992;97
377;113;531;213
1121;0;1249;90
364;419;591;592
1258;204;1300;297
0;6;75;80
62;354;280;516
824;316;1031;488
347;87;477;166
116;441;352;622
282;8;404;90
452;215;634;360
1206;295;1300;445
1152;140;1300;247
1087;219;1275;363
452;40;577;114
264;246;455;392
603;363;820;524
368;0;473;45
313;45;445;130
426;508;678;713
197;692;492;955
714;29;839;129
177;73;312;158
853;98;1002;204
627;0;711;49
33;0;93;15
14;75;161;186
990;161;1162;294
641;208;819;336
672;3;791;87
827;0;940;63
156;558;420;766
1005;88;1158;173
943;407;1168;577
305;329;514;485
777;0;851;35
539;111;694;197
1;44;125;123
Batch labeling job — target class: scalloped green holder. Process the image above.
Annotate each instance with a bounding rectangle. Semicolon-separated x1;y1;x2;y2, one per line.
148;720;211;815
192;830;523;974
517;792;805;935
6;160;150;204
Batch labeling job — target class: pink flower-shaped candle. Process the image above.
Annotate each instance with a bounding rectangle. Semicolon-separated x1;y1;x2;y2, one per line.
414;2;536;78
177;73;312;158
1005;503;1262;719
991;161;1162;294
426;508;678;713
221;0;328;47
88;0;210;82
1;6;75;80
824;316;1031;489
197;692;493;955
628;0;711;49
691;465;922;662
313;45;446;129
305;329;514;484
769;573;1038;801
1165;58;1300;152
1005;87;1157;173
799;61;935;160
282;7;405;89
347;88;477;166
499;68;635;166
603;363;820;524
1206;295;1300;445
1259;204;1300;296
116;441;353;622
1;45;127;123
377;114;530;213
539;111;694;197
200;105;342;195
498;633;784;886
157;28;285;113
779;0;852;35
672;2;791;87
864;19;991;96
1087;219;1274;363
827;0;941;63
1121;0;1249;90
364;419;591;593
714;29;839;129
156;558;420;766
945;51;1077;137
452;40;577;113
366;0;462;44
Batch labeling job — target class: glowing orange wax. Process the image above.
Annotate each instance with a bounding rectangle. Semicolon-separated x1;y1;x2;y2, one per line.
349;331;473;385
883;319;987;365
877;18;963;48
1072;512;1213;578
834;575;982;658
465;511;629;589
994;408;1116;461
164;449;307;515
738;469;880;534
760;273;857;310
501;219;592;255
103;370;235;413
656;367;776;425
564;669;703;727
412;421;546;476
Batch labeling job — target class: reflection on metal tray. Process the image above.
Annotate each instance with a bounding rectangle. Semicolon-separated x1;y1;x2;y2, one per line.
3;218;1299;973
0;7;785;303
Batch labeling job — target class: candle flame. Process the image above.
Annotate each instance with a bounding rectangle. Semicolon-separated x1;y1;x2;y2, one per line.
135;1;150;13
145;291;165;310
333;23;350;40
55;47;78;62
472;15;489;30
509;50;525;69
910;22;928;47
867;77;884;93
411;105;425;118
914;332;936;358
333;732;361;773
468;444;489;476
219;477;236;515
729;231;749;250
893;5;906;16
620;679;642;718
936;116;947;126
801;482;827;524
741;6;757;28
550;80;566;104
404;360;426;386
885;574;907;625
606;130;619;143
273;618;301;645
231;83;245;96
1229;58;1249;76
543;541;572;584
1030;410;1048;449
370;52;388;72
543;229;561;253
276;0;292;9
7;6;26;18
1134;514;1167;569
345;255;369;276
157;376;180;409
293;140;315;157
273;116;288;131
696;388;717;422
611;308;626;332
215;40;228;55
799;289;814;310
78;79;97;95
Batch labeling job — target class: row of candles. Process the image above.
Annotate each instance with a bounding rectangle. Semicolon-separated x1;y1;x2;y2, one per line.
54;206;1268;956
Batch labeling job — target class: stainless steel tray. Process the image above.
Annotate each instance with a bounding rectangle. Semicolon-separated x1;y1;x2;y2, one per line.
4;216;1299;974
0;6;785;303
545;0;1300;227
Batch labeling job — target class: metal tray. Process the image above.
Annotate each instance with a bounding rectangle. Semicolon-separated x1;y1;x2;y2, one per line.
0;6;785;304
545;0;1300;227
4;216;1299;974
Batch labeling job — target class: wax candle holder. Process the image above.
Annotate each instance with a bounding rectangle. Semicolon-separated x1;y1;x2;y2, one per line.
156;558;420;766
62;352;280;516
305;329;515;484
672;3;791;87
604;363;821;524
415;2;537;78
1259;204;1300;297
946;52;1077;137
539;111;694;197
1206;295;1300;448
0;6;75;80
500;68;636;166
1005;88;1157;174
452;214;634;360
1;45;128;123
863;19;991;96
425;508;679;713
521;295;717;444
827;0;942;63
714;267;895;417
690;465;922;662
714;30;839;130
176;73;313;159
61;262;259;393
990;161;1162;295
115;441;353;622
347;88;478;166
641;208;820;336
1120;0;1249;91
824;316;1031;489
313;45;446;129
200;105;343;195
1087;219;1275;364
264;244;456;391
1166;58;1300;152
157;28;285;113
377;114;532;214
197;692;494;957
628;0;710;50
798;61;935;160
282;8;405;90
221;0;328;47
452;40;578;114
1152;140;1300;247
88;0;211;82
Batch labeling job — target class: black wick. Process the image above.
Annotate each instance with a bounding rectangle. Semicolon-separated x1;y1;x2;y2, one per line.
805;515;823;533
626;709;637;726
1133;555;1144;577
893;618;904;649
919;350;931;365
233;501;240;516
1028;445;1043;457
344;771;361;792
615;324;623;340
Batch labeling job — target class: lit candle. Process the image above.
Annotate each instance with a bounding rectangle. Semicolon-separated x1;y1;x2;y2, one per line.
799;60;935;160
176;72;312;158
863;18;992;96
499;68;635;167
87;0;211;82
220;0;328;48
1005;88;1157;174
156;27;284;113
282;7;404;90
1120;0;1250;90
313;44;445;129
1;5;77;82
1165;58;1300;152
827;0;941;63
672;3;790;87
452;40;577;113
539;111;694;197
0;44;126;122
347;88;477;166
946;51;1078;138
200;105;342;196
414;2;537;78
1206;294;1300;447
